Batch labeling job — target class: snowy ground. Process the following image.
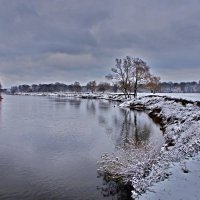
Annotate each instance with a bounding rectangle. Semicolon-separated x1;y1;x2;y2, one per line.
139;154;200;200
13;92;200;102
99;95;200;199
137;93;200;102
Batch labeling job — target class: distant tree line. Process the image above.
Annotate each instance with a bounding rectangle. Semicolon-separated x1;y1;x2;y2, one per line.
9;80;200;94
159;81;200;93
9;81;118;94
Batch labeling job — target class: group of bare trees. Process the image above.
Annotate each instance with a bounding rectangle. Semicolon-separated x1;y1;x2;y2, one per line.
107;56;160;98
86;81;112;93
9;81;115;94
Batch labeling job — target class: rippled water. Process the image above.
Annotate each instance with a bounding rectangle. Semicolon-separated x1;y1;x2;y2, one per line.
0;95;163;200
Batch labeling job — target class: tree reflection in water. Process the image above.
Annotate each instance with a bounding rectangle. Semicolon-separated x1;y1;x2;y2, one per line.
96;102;163;199
68;98;81;108
48;97;82;108
98;108;154;149
46;98;162;199
86;100;96;115
46;98;161;150
117;109;150;148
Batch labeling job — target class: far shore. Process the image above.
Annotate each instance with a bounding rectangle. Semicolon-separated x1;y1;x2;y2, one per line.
7;91;200;102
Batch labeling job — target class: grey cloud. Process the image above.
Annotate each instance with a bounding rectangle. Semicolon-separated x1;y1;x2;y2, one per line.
0;0;200;87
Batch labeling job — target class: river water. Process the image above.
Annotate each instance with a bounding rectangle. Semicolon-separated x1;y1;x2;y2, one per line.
0;95;163;200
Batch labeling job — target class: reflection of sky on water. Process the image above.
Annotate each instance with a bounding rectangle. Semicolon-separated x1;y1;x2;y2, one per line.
0;96;163;200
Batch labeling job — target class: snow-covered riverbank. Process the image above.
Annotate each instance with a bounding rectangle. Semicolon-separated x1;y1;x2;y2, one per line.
139;154;200;200
137;93;200;102
99;95;200;198
11;92;200;102
10;92;127;101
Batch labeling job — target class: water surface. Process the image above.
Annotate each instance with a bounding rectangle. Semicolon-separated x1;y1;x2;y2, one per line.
0;95;163;200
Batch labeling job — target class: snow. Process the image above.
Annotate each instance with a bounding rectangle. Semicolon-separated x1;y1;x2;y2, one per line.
139;154;200;200
13;92;200;102
99;95;200;198
137;93;200;102
12;92;128;101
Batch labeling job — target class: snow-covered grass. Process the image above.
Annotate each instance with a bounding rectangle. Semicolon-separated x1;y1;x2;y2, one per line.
12;92;200;102
11;92;128;101
137;93;200;102
99;95;200;198
139;154;200;200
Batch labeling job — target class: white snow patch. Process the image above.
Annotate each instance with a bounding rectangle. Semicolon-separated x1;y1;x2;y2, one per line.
139;154;200;200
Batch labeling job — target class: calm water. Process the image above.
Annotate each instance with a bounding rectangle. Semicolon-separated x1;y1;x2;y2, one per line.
0;95;163;200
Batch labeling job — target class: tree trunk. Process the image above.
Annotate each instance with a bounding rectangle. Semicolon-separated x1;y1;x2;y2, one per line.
134;79;138;98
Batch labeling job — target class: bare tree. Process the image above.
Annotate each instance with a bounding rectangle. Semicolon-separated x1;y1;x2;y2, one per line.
146;76;161;93
106;56;133;98
132;58;151;98
97;82;110;93
86;81;96;93
73;81;81;92
107;56;153;98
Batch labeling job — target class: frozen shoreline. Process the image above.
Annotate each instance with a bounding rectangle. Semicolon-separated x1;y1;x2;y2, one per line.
11;91;200;102
99;95;200;198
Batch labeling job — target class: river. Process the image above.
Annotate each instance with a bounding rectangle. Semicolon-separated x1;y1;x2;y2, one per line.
0;95;163;200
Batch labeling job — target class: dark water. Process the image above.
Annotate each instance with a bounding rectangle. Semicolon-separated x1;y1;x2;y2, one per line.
0;95;163;200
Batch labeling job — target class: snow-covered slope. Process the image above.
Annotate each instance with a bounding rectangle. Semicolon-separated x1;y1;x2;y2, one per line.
139;154;200;200
99;95;200;198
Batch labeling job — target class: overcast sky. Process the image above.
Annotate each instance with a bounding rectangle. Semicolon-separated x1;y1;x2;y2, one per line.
0;0;200;87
